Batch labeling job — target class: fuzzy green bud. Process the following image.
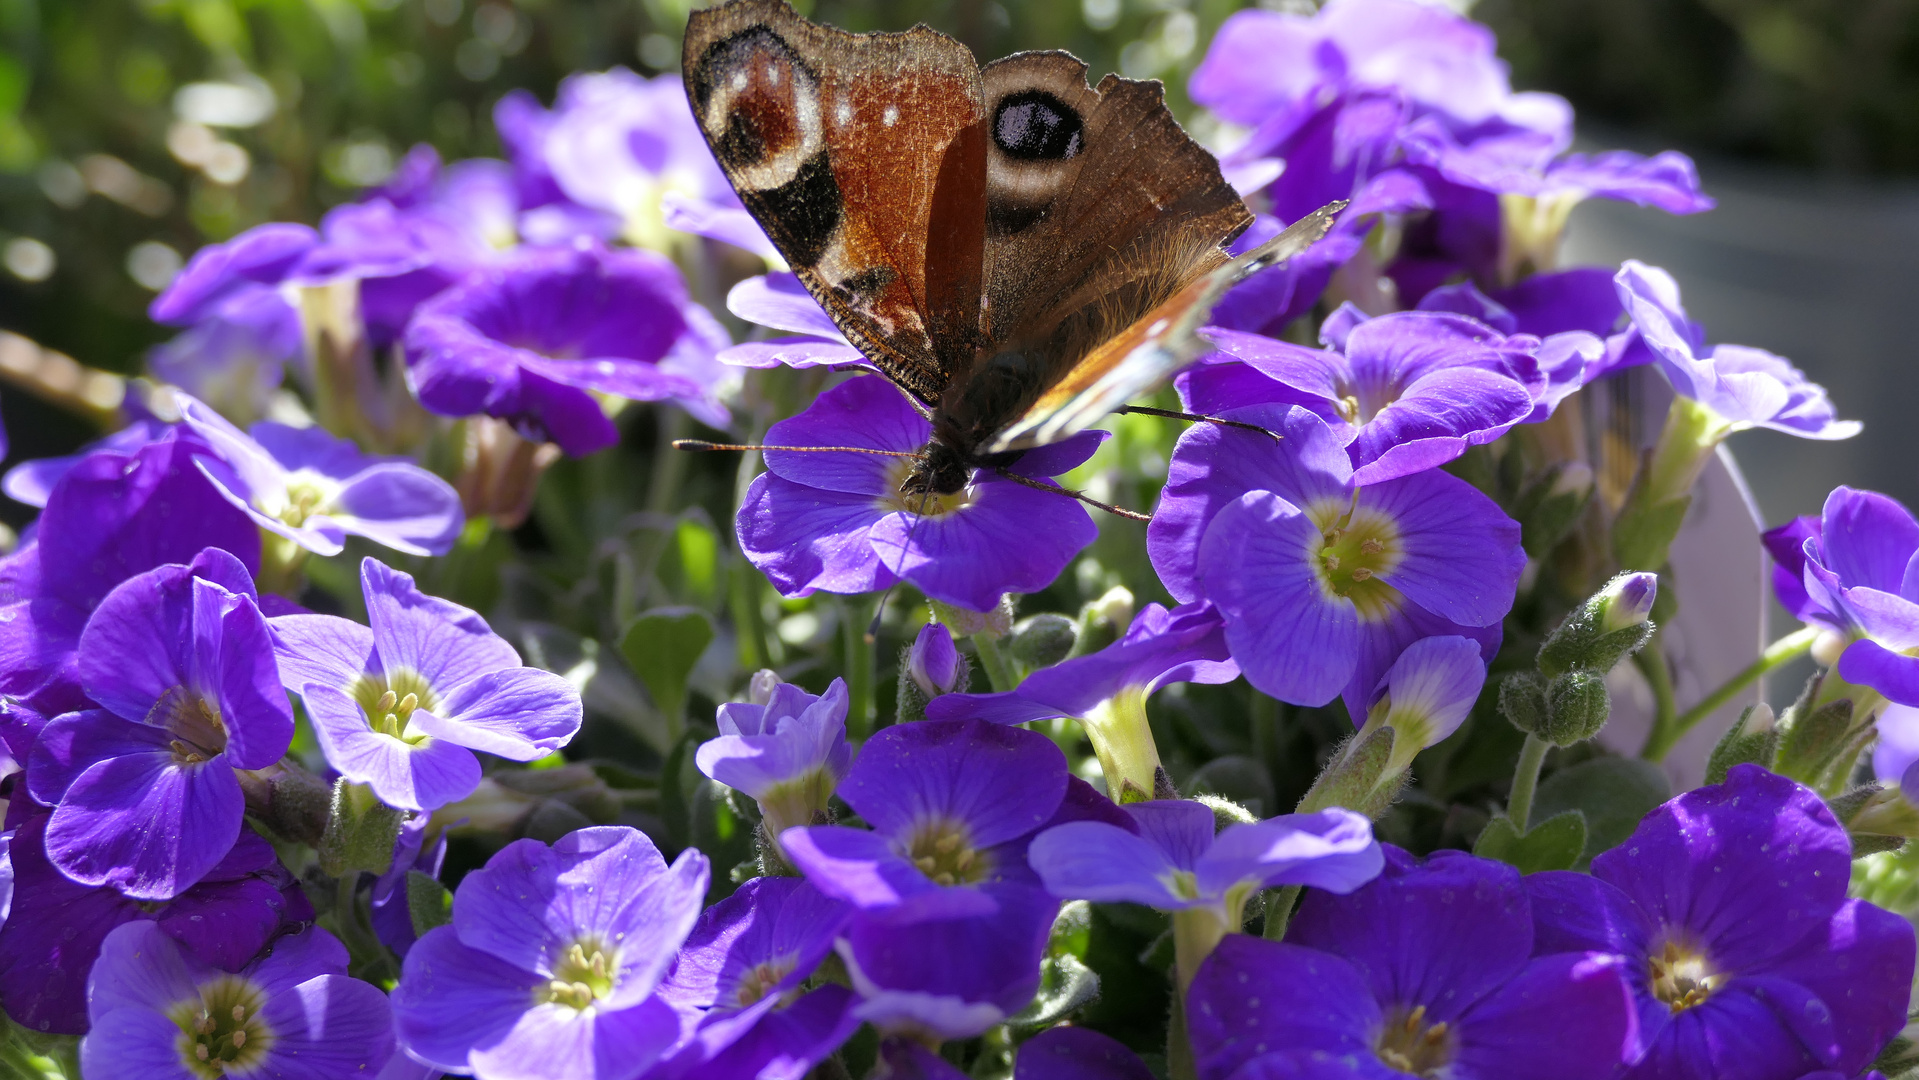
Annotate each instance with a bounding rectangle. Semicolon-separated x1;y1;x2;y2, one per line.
1499;671;1549;735
1539;671;1611;746
1006;613;1078;671
1537;573;1658;679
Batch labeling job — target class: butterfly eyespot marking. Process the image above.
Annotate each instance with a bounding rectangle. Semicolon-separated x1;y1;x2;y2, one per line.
993;90;1084;161
694;26;825;192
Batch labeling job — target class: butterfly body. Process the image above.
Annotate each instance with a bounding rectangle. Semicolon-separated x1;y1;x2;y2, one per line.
685;0;1341;497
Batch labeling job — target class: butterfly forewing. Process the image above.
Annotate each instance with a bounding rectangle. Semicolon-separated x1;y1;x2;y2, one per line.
683;0;989;407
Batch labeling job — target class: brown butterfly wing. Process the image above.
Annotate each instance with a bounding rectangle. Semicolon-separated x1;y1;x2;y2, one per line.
683;0;988;408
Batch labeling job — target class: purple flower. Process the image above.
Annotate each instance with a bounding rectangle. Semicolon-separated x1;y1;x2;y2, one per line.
839;885;1059;1041
720;273;870;371
1149;404;1518;713
0;433;260;723
1763;488;1919;710
148;285;302;424
27;548;292;899
1615;262;1858;440
780;717;1070;920
270;557;582;812
392;827;707;1080
179;395;465;558
653;877;858;1079
81;922;393;1079
371;814;449;959
1360;634;1488;778
695;677;851;840
1;414;172;510
1186;309;1589;484
740;375;1103;612
0;813;310;1036
150;223;319;328
1015;1026;1155;1080
1190;848;1640;1080
1030;799;1382;922
928;601;1237;800
406;243;728;456
906;623;964;699
1528;766;1914;1080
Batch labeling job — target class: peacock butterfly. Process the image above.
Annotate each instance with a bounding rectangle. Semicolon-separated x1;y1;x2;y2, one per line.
683;0;1341;499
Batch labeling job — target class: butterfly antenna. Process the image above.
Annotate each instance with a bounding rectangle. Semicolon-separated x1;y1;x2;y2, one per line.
674;439;924;459
1116;405;1282;442
995;469;1151;522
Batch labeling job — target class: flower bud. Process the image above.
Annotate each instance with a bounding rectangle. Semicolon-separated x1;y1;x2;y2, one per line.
1499;671;1549;735
318;780;407;877
1007;613;1077;671
747;668;782;706
1537;573;1658;678
1599;572;1659;633
1073;586;1135;657
1775;697;1856;784
906;623;964;698
1539;670;1611;746
930;596;1015;638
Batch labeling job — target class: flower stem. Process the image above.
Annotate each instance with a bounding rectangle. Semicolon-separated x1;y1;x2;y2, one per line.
1642;626;1817;761
728;420;775;672
1632;643;1679;761
841;595;876;739
1507;734;1551;832
1262;884;1302;941
1612;396;1731;573
1083;689;1164;803
972;631;1017;693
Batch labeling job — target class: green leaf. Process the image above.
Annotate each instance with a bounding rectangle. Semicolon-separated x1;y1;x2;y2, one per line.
691;780;757;903
620;606;715;736
1473;810;1587;873
674;516;720;605
658;732;701;851
1532;756;1672;862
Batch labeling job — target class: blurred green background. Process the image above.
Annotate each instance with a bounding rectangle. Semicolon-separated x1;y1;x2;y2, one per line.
0;0;1914;470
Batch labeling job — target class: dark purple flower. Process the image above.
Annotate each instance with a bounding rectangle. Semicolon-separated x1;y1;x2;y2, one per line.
0;434;260;724
179;395;465;558
1615;262;1857;440
928;601;1237;800
695;677;851;841
1190;848;1639;1080
839;884;1058;1041
270;557;582;812
371;814;449;960
0;415;171;510
0;813;310;1036
1186;309;1592;484
653;877;858;1079
1149;404;1517;713
739;375;1103;612
28;548;292;899
81;922;393;1079
1015;1026;1155;1080
1528;766;1914;1080
1764;488;1919;710
391;826;709;1080
780;717;1068;920
906;623;964;699
406;243;727;456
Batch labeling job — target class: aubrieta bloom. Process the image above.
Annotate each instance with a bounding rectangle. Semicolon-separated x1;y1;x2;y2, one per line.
179;395;465;558
1614;261;1857;441
1015;1026;1155;1080
1359;634;1488;780
1528;766;1915;1080
1764;487;1919;710
0;814;311;1035
82;922;392;1079
29;547;292;899
694;676;852;841
1188;310;1578;485
392;826;709;1080
1190;848;1639;1080
1149;404;1519;711
147;285;301;426
928;601;1238;801
406;242;727;456
905;622;965;700
740;375;1103;613
719;272;869;371
271;557;583;812
780;717;1070;919
654;876;858;1078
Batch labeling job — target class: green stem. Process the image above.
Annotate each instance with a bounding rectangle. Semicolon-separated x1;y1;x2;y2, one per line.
1643;627;1818;762
1633;642;1680;762
1507;734;1551;832
728;422;775;672
972;632;1017;693
644;410;692;516
1262;883;1302;941
841;596;876;739
1082;689;1164;803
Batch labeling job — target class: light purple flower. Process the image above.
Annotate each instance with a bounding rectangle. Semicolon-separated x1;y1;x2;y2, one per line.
372;815;450;959
81;921;392;1080
148;284;302;424
405;243;729;456
1189;847;1640;1080
695;677;851;839
1615;261;1858;439
1187;308;1590;484
1030;799;1382;923
1149;404;1518;713
270;557;582;812
906;623;964;700
1362;634;1488;776
28;548;292;899
780;717;1070;920
178;394;465;558
150;222;319;329
391;827;708;1080
739;375;1103;612
1528;766;1914;1080
653;877;858;1079
0;812;311;1036
719;273;870;371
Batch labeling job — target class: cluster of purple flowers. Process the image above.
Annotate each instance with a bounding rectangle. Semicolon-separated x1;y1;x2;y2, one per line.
3;1;1917;1079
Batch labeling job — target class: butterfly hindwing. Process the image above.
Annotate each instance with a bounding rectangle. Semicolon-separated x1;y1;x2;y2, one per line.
683;0;989;407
